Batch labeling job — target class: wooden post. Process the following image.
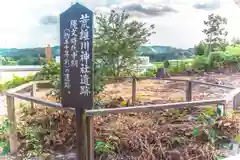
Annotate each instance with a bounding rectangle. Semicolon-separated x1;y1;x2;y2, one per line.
86;116;94;160
233;95;237;110
30;82;36;111
132;76;137;105
185;81;192;101
6;96;18;155
75;108;87;160
45;44;52;63
59;3;94;160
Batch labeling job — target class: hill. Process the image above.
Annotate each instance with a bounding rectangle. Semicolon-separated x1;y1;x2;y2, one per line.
0;45;195;63
0;46;60;57
137;46;195;61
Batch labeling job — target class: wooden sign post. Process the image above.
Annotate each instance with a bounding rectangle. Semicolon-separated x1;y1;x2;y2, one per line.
60;3;93;160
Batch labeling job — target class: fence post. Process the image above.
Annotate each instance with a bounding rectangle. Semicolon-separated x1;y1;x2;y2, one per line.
6;95;19;155
233;95;237;110
185;81;192;101
132;76;137;105
75;108;87;160
31;82;36;111
86;116;94;160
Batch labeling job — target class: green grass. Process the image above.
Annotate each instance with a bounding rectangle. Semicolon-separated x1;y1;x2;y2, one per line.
0;74;34;92
152;45;240;68
226;45;240;55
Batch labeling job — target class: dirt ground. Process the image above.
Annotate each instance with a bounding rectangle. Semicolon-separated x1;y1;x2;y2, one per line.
2;74;240;159
99;79;186;103
98;77;233;105
2;73;240;118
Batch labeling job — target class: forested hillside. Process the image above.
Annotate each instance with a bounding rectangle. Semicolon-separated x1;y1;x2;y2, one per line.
0;46;60;65
137;46;195;61
0;45;194;65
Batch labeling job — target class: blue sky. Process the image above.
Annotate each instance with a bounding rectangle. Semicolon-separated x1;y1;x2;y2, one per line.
0;0;240;48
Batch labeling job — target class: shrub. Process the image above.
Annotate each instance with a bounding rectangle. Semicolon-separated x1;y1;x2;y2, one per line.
33;61;60;80
223;53;240;66
195;41;207;56
168;60;189;74
207;52;225;69
140;67;157;77
152;62;163;68
0;74;34;92
192;56;209;71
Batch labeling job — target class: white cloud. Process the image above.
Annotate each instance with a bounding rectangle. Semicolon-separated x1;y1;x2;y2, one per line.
0;0;240;48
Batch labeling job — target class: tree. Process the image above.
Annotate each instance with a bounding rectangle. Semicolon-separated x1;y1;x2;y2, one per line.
94;10;155;76
17;56;41;65
218;39;229;51
231;36;240;46
2;57;17;65
194;41;207;56
202;14;228;54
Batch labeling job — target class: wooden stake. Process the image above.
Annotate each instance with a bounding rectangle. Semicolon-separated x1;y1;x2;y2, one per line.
132;76;137;105
30;82;36;111
6;96;18;155
86;116;94;160
185;81;192;101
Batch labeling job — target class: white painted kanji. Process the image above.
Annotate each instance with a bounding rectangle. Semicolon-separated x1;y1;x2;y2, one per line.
79;13;91;96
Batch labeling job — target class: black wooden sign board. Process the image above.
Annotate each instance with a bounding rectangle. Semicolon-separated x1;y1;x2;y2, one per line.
60;3;93;109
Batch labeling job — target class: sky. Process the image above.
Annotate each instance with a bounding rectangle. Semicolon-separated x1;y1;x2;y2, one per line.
0;0;240;49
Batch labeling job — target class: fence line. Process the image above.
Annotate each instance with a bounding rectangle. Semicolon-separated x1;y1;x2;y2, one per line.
4;76;239;159
190;80;235;89
85;99;226;116
0;66;41;72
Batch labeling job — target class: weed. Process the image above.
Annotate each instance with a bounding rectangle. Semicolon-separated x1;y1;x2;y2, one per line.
95;141;115;155
23;126;44;158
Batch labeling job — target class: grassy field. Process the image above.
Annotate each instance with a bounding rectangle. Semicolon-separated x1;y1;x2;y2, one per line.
226;45;240;55
0;71;37;84
152;59;193;67
152;45;240;68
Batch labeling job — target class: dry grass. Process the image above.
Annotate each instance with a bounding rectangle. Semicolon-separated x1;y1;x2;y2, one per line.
5;78;240;159
98;79;185;104
15;103;240;160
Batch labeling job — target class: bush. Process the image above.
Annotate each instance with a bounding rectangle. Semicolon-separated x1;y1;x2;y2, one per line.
34;61;60;80
168;60;190;74
207;52;225;69
0;74;34;92
191;51;240;72
195;41;207;56
152;62;163;68
139;67;157;77
192;56;209;71
223;53;240;66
